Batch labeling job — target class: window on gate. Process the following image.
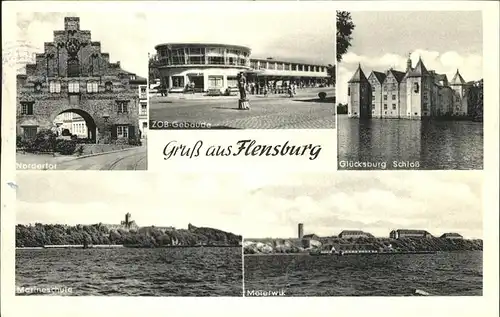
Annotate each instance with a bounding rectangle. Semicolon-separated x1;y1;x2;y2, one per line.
67;58;80;77
68;81;80;93
87;81;99;93
116;125;129;138
21;102;34;115
116;101;129;114
23;126;38;139
49;81;61;93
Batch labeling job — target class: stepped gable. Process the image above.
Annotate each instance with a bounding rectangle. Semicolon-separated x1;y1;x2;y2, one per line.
348;64;369;83
407;57;430;77
450;69;466;85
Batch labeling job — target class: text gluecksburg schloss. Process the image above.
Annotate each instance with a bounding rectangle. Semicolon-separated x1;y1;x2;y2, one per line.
163;140;322;160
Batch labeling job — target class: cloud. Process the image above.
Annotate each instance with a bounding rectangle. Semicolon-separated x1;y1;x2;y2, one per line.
242;172;483;239
337;50;483;104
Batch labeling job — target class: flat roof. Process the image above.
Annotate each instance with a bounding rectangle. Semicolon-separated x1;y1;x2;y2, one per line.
155;43;251;52
251;57;329;67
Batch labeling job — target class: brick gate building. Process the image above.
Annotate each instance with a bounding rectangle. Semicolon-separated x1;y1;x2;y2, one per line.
16;17;146;143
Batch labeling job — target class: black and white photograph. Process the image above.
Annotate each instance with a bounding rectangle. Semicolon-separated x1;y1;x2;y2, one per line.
15;173;243;296
336;11;483;170
148;5;335;130
15;13;148;171
243;172;483;297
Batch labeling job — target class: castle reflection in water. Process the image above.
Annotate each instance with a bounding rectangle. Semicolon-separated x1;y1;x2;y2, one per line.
337;115;483;170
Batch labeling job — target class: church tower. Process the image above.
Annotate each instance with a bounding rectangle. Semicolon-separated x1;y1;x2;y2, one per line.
347;64;371;118
450;69;468;116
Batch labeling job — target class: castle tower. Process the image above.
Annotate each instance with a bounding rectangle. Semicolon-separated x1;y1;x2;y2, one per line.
347;64;371;118
450;69;468;116
298;223;304;239
405;57;431;119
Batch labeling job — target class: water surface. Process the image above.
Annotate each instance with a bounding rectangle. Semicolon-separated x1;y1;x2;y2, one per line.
16;247;242;296
244;251;482;296
337;115;483;170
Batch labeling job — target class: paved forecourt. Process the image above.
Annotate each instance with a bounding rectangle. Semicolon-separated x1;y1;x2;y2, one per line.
150;89;335;129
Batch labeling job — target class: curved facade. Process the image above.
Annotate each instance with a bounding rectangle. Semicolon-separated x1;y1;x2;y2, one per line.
155;43;251;92
154;43;329;93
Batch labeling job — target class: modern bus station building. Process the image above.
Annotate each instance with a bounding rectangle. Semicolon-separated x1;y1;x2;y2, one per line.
152;43;331;93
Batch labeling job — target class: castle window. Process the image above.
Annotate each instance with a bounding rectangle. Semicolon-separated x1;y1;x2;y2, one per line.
372;104;375;109
116;100;129;114
372;86;375;92
116;125;129;138
392;104;396;110
383;104;388;110
105;81;113;92
49;81;61;93
87;81;99;93
21;102;34;115
68;81;80;93
347;87;350;96
383;95;387;100
392;94;396;100
414;82;419;93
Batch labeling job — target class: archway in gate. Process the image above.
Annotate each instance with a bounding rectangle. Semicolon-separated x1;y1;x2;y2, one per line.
52;109;97;143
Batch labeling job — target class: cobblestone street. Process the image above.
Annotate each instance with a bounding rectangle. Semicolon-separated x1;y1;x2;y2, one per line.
149;88;335;129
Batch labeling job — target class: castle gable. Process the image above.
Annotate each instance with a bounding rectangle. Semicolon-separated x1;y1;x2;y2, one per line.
348;64;369;83
450;69;466;85
369;71;386;85
389;69;406;83
407;58;429;78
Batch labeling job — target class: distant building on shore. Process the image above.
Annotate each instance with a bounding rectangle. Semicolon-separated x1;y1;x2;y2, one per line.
302;234;320;240
347;55;475;120
390;229;432;239
102;213;139;231
440;232;463;239
338;230;374;239
301;234;321;249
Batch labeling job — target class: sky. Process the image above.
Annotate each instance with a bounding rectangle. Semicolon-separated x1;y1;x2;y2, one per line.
16;12;148;77
337;11;483;104
241;172;483;240
17;171;483;240
14;8;334;79
16;173;244;235
147;3;335;65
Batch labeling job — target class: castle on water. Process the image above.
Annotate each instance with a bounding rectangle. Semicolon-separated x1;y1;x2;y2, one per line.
347;55;474;119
